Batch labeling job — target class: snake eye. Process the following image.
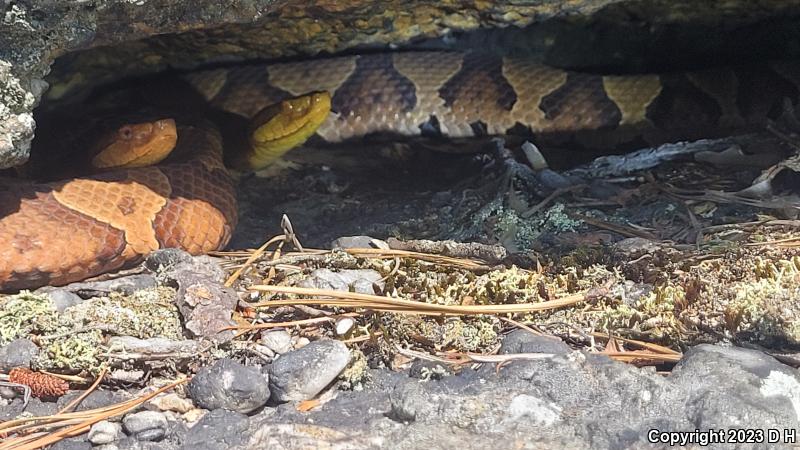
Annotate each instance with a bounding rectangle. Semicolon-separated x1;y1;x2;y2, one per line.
119;126;133;140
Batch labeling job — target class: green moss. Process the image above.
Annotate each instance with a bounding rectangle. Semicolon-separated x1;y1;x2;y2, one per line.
722;258;800;345
39;330;103;371
339;348;370;390
0;292;58;345
472;266;541;305
61;287;182;340
590;283;684;341
1;287;182;372
383;313;500;353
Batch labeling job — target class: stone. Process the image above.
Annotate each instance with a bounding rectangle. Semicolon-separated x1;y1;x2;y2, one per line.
175;278;238;342
116;437;176;450
21;397;58;416
95;445;120;450
122;410;168;441
668;345;800;432
187;359;270;413
498;330;572;355
56;390;130;412
330;235;382;249
0;338;39;371
88;420;122;445
183;408;250;450
49;439;92;450
43;289;84;312
106;337;201;355
150;393;194;414
408;360;451;380
389;380;425;422
268;339;351;402
297;268;384;294
48;274;157;297
144;249;195;273
260;330;293;354
158;254;226;284
157;258;237;342
504;394;562;426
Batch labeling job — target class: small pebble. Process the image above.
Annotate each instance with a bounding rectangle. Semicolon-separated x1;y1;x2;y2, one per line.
187;358;270;413
150;393;194;413
0;338;39;371
295;337;310;349
335;317;355;336
44;289;84;312
88;420;122;445
122;410;168;441
0;386;17;400
260;329;292;354
183;408;206;424
498;330;571;355
298;268;383;294
330;235;382;249
268;339;351;402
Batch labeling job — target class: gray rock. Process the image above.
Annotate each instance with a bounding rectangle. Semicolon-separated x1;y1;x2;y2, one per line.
145;249;195;273
330;235;382;249
0;61;35;169
183;409;250;450
174;276;238;342
106;337;201;355
95;444;120;450
669;345;800;433
0;398;26;421
187;359;270;413
89;420;122;445
116;437;177;450
44;274;157;297
158;254;226;284
122;410;168;441
389;380;425;422
498;330;572;355
260;330;293;354
297;268;383;295
268;339;351;402
505;393;562;426
21;397;59;417
44;289;84;312
0;338;39;371
49;438;92;450
157;257;237;342
56;390;131;412
0;384;16;400
408;360;451;380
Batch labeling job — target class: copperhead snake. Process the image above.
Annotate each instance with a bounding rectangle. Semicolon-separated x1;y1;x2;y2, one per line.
2;51;799;292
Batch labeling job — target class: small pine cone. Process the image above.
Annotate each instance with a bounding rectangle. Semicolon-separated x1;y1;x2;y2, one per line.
8;367;70;398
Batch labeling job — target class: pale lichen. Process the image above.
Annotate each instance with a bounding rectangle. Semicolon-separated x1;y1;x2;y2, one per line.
339;348;370;390
0;291;58;345
61;287;182;340
0;287;182;372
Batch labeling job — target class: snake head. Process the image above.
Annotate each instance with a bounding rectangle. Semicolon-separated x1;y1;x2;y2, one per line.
242;91;332;170
91;118;178;170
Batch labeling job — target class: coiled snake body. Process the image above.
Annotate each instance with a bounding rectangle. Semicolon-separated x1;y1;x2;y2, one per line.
2;51;799;292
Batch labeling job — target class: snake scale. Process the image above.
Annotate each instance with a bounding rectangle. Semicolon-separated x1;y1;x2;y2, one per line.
2;51;799;292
